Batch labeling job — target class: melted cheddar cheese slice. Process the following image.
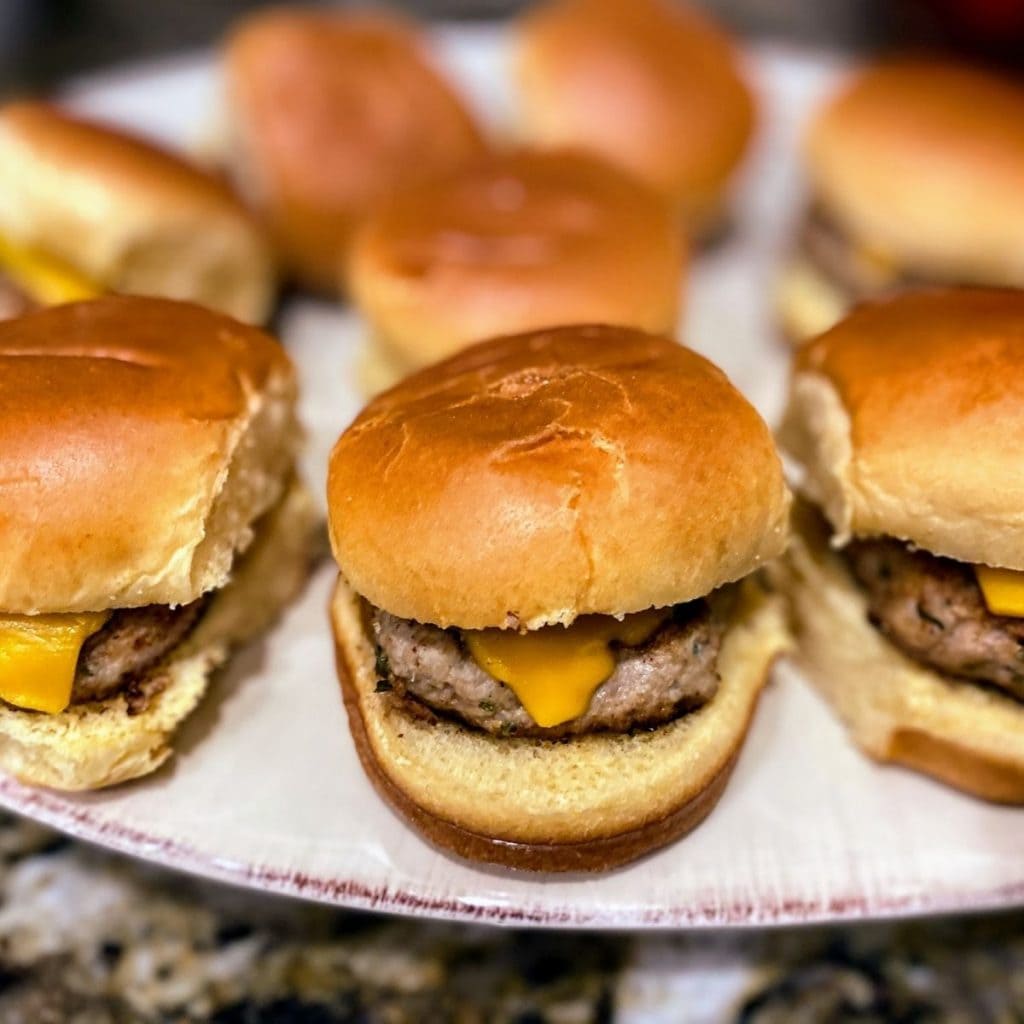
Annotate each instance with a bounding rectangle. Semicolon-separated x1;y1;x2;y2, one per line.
0;613;110;714
464;609;666;728
0;234;100;305
976;566;1024;618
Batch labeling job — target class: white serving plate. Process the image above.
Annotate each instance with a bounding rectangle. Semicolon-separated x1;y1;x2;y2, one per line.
1;27;1022;929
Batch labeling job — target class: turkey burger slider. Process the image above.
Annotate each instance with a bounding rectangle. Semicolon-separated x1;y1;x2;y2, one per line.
348;148;685;393
223;7;485;294
0;296;317;790
779;288;1024;802
0;101;275;323
329;325;791;870
779;61;1024;342
516;0;755;237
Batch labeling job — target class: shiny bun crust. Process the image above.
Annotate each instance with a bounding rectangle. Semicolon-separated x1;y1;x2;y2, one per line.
516;0;755;233
329;325;791;630
782;288;1024;569
224;8;485;293
806;60;1024;286
347;149;684;377
0;296;299;614
775;505;1024;803
0;102;275;323
332;572;789;870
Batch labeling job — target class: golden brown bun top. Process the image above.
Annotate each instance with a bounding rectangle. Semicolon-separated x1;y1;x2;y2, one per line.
785;288;1024;569
224;8;486;292
0;101;243;212
516;0;755;230
0;296;298;614
806;60;1024;285
0;102;275;323
329;325;790;629
347;148;684;371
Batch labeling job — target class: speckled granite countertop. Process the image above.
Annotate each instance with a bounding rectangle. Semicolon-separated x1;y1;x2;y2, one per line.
1;811;1023;1022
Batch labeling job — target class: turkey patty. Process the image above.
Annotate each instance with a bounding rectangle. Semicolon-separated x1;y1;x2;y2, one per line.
71;600;207;710
371;597;730;738
846;538;1024;701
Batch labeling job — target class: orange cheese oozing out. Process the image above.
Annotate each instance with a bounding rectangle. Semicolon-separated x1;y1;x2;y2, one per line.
976;566;1024;618
0;612;110;714
0;234;100;306
464;609;666;728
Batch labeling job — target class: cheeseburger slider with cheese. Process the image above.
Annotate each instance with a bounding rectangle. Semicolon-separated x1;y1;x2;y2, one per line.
516;0;755;236
348;148;685;393
0;296;317;790
329;325;791;870
779;61;1024;342
778;288;1024;801
223;7;485;293
0;101;275;323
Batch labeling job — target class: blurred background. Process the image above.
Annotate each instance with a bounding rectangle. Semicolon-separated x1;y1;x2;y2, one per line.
5;0;1024;91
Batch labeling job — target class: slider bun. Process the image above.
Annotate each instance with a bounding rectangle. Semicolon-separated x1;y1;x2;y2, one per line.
0;479;318;791
347;149;684;380
0;296;300;614
516;0;755;234
333;571;789;870
806;60;1024;285
0;101;275;323
782;288;1024;570
776;504;1024;803
328;325;791;630
224;9;485;293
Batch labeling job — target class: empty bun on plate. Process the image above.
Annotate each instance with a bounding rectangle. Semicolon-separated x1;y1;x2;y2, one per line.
224;8;486;292
775;504;1024;804
516;0;755;234
806;60;1024;287
0;295;300;614
329;324;790;630
782;288;1024;570
0;477;318;791
347;148;684;385
332;569;789;870
0;101;275;323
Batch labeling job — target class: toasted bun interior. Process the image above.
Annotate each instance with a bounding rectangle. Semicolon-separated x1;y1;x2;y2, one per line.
782;288;1024;569
775;505;1024;804
0;296;299;613
0;101;275;323
0;478;318;791
332;571;789;870
329;325;790;629
516;0;755;232
347;149;683;382
224;9;485;292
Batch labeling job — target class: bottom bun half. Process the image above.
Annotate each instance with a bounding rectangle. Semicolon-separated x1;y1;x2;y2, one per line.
0;478;320;791
775;505;1024;803
332;573;790;872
